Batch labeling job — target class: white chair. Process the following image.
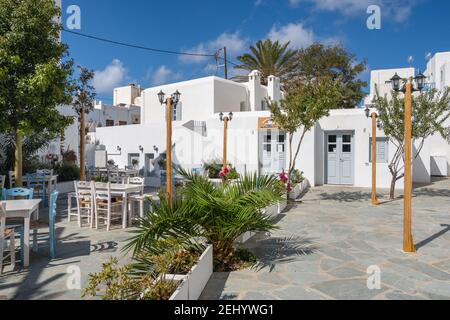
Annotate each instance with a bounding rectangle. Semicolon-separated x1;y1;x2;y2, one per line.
8;171;15;188
74;181;94;228
67;192;78;223
1;202;16;274
128;177;159;220
93;182;124;231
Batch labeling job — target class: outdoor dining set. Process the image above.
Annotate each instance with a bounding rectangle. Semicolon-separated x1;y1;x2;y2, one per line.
0;168;156;275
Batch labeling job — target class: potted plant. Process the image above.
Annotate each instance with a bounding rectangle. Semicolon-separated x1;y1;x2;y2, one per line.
288;169;308;200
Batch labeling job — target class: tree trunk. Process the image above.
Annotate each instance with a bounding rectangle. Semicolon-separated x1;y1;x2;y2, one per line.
79;109;86;181
14;130;23;187
389;174;397;200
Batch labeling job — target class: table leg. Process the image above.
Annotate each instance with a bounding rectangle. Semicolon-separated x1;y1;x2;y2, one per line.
122;193;128;229
23;218;30;268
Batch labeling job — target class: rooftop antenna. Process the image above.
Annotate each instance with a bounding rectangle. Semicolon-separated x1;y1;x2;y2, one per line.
408;56;414;67
425;52;432;62
214;47;228;80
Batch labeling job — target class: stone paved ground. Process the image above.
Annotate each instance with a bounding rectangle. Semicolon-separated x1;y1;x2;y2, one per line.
201;178;450;300
0;195;135;300
1;180;450;300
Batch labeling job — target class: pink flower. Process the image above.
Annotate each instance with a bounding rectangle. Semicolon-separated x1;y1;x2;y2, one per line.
279;170;288;184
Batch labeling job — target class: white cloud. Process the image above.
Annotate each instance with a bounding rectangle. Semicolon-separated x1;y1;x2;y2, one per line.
93;59;127;94
179;32;248;64
148;66;182;86
268;23;315;49
292;0;417;22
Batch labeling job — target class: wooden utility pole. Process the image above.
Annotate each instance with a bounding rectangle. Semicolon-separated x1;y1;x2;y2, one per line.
371;112;379;205
166;97;173;201
14;130;23;187
403;82;416;253
223;117;229;169
80;108;86;181
223;47;228;80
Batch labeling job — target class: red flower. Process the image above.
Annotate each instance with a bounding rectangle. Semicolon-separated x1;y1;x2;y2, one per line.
286;183;292;193
279;170;288;184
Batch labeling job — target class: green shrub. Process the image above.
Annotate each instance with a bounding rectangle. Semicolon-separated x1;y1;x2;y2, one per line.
55;162;80;182
202;159;239;179
290;169;304;187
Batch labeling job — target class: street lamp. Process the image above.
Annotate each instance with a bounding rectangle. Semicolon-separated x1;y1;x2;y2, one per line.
365;105;380;205
220;112;233;170
158;90;181;201
390;71;425;253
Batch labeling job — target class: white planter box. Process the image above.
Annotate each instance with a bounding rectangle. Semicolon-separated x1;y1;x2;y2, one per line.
168;275;189;300
167;245;213;300
55;181;75;194
288;179;309;200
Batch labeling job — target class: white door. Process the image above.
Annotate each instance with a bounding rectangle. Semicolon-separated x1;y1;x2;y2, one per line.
260;130;286;175
326;132;354;185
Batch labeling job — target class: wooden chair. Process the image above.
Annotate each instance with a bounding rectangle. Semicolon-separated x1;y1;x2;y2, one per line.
37;169;54;195
1;202;16;274
93;182;124;231
74;181;94;228
8;171;16;189
30;191;59;259
26;173;47;205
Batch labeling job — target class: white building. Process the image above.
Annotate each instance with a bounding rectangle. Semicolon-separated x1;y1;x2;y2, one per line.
40;84;142;166
93;53;450;188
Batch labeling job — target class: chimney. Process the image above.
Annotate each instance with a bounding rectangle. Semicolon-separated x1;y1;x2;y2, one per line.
268;75;281;102
248;70;262;111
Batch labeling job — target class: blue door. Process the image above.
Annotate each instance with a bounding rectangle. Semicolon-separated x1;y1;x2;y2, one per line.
326;132;354;185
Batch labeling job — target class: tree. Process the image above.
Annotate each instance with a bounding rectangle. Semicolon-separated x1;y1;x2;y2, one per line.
0;0;73;186
269;78;342;191
72;66;96;181
234;39;297;84
293;43;367;109
374;87;450;199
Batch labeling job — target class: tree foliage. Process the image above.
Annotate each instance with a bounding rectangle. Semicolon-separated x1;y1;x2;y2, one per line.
293;43;367;109
234;39;297;84
374;86;450;199
269;78;343;185
0;0;74;183
73;66;96;115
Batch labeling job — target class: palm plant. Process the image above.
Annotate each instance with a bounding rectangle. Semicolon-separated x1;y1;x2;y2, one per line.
234;39;297;84
125;169;283;270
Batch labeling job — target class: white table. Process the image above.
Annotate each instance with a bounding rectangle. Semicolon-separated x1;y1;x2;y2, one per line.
1;199;41;267
94;184;142;228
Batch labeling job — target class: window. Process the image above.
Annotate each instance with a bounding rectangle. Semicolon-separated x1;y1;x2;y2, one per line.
172;102;182;121
128;153;140;168
118;121;127;126
369;138;389;163
106;119;114;127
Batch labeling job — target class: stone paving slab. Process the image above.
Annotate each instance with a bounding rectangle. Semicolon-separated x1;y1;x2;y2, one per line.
200;179;450;300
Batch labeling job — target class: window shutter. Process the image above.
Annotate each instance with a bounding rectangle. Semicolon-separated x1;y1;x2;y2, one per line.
176;102;182;121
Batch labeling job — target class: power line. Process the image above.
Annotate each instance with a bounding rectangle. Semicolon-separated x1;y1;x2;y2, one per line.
63;28;241;75
63;28;216;58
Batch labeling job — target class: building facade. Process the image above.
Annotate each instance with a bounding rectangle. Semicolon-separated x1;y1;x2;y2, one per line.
92;53;450;188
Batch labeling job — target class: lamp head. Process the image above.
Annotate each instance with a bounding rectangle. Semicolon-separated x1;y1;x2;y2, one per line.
415;71;426;91
391;73;402;92
228;112;233;121
157;90;165;105
171;90;181;105
219;112;224;121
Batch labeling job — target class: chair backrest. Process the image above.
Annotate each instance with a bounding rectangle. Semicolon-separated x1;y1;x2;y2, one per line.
128;177;144;193
74;181;93;202
26;173;46;187
8;171;16;188
94;182;111;204
3;188;34;200
49;191;59;221
37;169;53;176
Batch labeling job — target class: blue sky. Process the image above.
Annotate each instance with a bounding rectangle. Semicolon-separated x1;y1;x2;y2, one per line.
61;0;449;103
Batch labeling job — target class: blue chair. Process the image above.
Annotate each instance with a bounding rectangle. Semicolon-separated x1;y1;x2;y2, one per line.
2;188;34;263
26;173;46;205
30;191;59;259
2;188;34;200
